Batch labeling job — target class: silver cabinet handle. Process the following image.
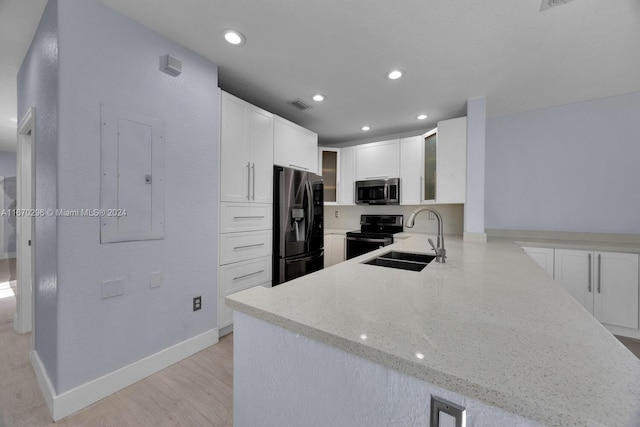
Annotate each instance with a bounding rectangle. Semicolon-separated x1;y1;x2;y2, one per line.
289;163;309;171
233;243;265;250
597;253;602;293
252;163;256;200
246;162;251;200
233;215;265;219
233;269;265;281
588;253;592;292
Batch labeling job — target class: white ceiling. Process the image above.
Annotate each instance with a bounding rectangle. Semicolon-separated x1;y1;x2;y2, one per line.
2;0;640;149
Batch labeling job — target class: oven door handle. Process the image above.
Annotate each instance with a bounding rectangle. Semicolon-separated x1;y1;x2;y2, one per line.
346;236;392;244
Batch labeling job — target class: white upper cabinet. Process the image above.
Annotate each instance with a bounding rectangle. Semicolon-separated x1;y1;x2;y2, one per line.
356;139;400;180
339;146;356;205
432;117;467;204
318;147;340;204
220;91;274;204
399;136;423;205
274;116;318;173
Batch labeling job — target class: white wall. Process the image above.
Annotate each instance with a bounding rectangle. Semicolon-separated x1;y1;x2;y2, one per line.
485;91;640;234
19;0;220;394
324;204;464;235
234;311;540;427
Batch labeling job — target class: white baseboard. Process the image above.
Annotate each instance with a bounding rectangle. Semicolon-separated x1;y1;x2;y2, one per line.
463;232;487;242
605;324;640;340
31;328;218;422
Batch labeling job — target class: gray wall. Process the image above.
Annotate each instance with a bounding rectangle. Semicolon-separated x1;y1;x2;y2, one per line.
0;152;17;254
17;0;59;386
0;152;16;177
20;0;220;393
485;91;640;234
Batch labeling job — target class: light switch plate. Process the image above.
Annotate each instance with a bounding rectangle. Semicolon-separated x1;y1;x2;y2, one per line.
430;395;465;427
150;272;162;289
101;278;124;299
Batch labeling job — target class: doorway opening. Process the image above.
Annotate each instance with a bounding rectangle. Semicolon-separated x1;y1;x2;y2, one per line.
14;107;35;336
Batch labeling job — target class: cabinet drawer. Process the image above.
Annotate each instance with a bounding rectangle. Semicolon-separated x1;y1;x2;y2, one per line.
220;256;272;296
220;230;271;265
221;202;272;232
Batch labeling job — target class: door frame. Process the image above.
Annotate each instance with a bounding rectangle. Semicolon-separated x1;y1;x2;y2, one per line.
14;107;35;336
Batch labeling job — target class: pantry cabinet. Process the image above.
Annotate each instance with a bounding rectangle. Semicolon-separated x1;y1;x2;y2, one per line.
274;116;318;173
220;91;274;204
554;249;639;330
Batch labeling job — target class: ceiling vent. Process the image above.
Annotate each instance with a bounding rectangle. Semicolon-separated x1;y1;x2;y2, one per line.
288;99;312;110
540;0;576;11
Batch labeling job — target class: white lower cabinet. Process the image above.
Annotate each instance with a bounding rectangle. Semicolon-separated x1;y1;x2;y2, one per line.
522;247;554;277
324;234;346;267
218;257;271;330
218;200;272;336
554;249;639;330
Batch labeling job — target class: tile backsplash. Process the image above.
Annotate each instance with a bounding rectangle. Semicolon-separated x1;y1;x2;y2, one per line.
324;204;464;235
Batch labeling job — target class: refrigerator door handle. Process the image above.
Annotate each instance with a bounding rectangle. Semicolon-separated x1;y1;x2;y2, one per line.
305;181;314;246
285;250;324;264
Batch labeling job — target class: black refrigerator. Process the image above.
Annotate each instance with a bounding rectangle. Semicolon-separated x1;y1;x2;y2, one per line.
273;165;324;286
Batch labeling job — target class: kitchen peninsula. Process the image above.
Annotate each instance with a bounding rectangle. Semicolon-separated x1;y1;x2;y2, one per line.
227;234;640;426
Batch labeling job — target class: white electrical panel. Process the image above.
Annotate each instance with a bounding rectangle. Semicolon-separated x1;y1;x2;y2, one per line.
100;106;165;243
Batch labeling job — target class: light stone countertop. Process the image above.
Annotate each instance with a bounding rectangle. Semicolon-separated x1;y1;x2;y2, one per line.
227;234;640;426
323;228;353;235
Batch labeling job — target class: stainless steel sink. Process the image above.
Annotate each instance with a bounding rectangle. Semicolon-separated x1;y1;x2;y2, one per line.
362;251;436;271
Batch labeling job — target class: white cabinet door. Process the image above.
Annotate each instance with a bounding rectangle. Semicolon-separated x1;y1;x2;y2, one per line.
522;247;554;277
594;252;639;329
339;146;356;205
274;116;318;173
331;235;346;265
249;107;275;204
220;92;251;202
554;249;593;313
324;234;333;268
400;136;422;205
356;139;400;180
436;117;466;204
220;91;274;203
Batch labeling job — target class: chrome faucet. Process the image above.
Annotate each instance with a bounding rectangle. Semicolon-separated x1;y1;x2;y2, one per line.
405;207;446;263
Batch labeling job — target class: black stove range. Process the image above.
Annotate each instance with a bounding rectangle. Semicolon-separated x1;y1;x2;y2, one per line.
346;214;403;259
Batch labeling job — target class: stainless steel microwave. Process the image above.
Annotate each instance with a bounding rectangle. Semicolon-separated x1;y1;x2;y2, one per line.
355;178;400;205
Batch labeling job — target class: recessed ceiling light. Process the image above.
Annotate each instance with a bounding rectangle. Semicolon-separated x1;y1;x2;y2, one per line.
416;114;428;120
223;29;245;46
415;352;425;360
387;70;403;80
312;94;326;102
361;126;370;131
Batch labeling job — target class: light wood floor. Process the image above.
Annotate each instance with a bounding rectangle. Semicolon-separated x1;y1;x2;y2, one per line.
0;258;233;427
1;258;640;427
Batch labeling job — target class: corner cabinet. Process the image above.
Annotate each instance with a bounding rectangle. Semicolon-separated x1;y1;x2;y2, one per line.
274;116;318;173
554;249;639;331
398;117;467;205
220;91;274;204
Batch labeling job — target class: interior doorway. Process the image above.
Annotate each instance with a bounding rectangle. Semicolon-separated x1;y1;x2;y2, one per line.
14;107;35;336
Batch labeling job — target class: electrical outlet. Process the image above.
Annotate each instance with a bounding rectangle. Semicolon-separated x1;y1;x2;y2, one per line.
193;296;202;311
430;395;466;427
335;210;339;218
